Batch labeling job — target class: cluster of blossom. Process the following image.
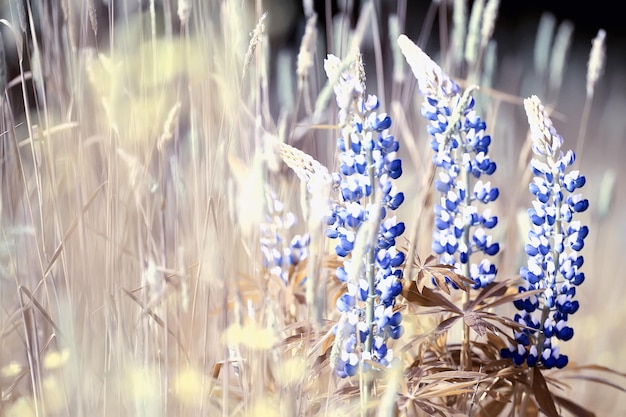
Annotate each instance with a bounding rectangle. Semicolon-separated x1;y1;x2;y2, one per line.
259;192;310;284
399;36;499;289
501;96;588;369
324;54;406;378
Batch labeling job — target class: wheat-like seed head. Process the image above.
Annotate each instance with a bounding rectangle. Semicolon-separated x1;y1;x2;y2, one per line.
480;0;500;49
302;0;314;17
523;95;563;158
87;0;98;36
533;13;556;78
597;169;616;220
177;0;192;26
277;143;331;189
548;20;574;96
16;0;26;32
465;0;485;66
586;29;607;98
388;15;405;83
0;33;6;94
157;102;182;152
296;13;318;79
397;34;456;98
452;0;468;71
242;12;268;81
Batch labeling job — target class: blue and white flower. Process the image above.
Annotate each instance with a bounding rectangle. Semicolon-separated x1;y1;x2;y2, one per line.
324;54;406;378
501;96;588;369
260;193;310;284
398;35;500;289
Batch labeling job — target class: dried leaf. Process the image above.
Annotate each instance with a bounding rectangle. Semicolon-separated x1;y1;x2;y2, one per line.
212;362;222;379
479;287;544;311
321;332;335;355
402;281;463;314
420;370;484;382
432;271;451;294
476;398;509;417
564;363;626;380
417;378;480;398
465;279;512;311
434;315;462;335
559;374;626;392
479;311;539;334
424;401;467;417
411;254;473;293
523;399;540;417
553;394;596;417
482;386;514;404
486;332;507;351
532;366;559;417
464;312;499;337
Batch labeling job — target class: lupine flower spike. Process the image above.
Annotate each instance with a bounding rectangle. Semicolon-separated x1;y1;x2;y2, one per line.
501;96;588;369
398;34;500;290
260;190;310;285
324;53;406;378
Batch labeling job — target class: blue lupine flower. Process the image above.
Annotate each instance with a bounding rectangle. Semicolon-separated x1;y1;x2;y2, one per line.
407;42;499;289
324;54;405;378
501;96;588;369
259;192;310;284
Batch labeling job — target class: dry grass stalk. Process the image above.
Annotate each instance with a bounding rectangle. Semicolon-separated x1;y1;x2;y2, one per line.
242;11;268;81
87;0;97;37
0;33;6;94
296;13;318;80
451;0;467;74
178;0;192;26
158;102;182;152
577;28;607;158
480;0;500;49
533;13;556;82
547;20;574;101
464;0;484;67
388;14;405;84
586;28;607;98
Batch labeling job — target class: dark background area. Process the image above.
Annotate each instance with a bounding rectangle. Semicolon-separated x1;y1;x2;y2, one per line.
499;0;623;36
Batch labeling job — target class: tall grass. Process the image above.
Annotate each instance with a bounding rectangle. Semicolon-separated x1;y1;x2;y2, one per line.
0;1;624;416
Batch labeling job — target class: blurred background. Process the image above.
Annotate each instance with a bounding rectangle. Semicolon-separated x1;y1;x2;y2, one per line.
0;0;624;415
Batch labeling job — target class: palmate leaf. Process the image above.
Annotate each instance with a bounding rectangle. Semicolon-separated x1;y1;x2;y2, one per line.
411;253;474;293
463;277;513;311
475;310;541;335
402;280;463;314
463;312;500;337
464;277;544;312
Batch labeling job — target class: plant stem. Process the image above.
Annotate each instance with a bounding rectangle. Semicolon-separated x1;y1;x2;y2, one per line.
461;147;472;372
362;128;378;417
519;369;534;417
